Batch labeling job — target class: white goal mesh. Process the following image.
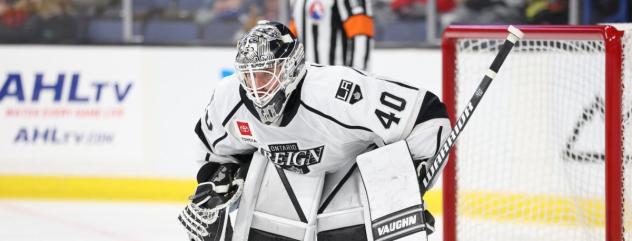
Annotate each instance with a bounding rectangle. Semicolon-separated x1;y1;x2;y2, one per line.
622;27;631;241
443;25;631;241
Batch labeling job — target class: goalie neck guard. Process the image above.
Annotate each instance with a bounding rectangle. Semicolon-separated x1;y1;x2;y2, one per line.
235;20;306;125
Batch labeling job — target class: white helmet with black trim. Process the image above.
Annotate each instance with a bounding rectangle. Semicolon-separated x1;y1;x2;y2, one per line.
235;20;306;124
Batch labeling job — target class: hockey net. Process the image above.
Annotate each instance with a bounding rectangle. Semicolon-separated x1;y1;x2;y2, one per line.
442;25;631;241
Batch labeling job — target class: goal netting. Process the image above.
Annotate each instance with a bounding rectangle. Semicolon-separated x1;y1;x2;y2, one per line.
442;25;631;241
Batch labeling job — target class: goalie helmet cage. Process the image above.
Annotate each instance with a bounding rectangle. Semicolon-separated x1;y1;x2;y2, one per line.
442;25;630;241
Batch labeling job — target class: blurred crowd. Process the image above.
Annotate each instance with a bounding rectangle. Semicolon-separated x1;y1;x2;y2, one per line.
443;0;625;25
0;0;81;43
0;0;629;44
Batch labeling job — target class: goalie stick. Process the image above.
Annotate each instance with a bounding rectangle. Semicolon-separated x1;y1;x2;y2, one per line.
419;25;524;195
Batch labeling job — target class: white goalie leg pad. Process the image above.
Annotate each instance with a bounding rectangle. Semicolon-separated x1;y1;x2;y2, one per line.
356;140;428;241
232;152;269;241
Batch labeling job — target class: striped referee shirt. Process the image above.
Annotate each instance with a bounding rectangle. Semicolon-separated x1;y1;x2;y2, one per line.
289;0;374;71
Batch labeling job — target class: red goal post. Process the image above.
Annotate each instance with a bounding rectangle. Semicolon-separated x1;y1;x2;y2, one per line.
441;25;627;241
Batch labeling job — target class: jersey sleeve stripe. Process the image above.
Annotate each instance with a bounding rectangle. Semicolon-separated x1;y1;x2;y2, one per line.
222;101;244;127
343;14;374;38
433;126;443;157
300;100;373;132
212;132;228;149
377;77;419;90
415;92;449;125
347;66;367;76
195;120;213;151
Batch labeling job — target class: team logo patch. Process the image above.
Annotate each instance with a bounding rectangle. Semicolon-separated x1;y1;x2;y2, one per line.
308;0;325;21
259;143;325;174
335;79;363;104
237;121;252;136
235;121;256;144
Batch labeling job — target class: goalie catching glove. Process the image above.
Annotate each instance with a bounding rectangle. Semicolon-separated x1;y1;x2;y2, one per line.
178;162;247;241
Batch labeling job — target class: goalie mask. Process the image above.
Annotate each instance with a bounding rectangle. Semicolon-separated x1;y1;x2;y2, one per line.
235;20;306;124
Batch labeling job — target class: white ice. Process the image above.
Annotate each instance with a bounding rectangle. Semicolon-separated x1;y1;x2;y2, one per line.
0;199;444;241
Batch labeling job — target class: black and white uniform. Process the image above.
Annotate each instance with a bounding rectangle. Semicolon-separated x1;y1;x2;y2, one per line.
290;0;373;70
194;64;449;240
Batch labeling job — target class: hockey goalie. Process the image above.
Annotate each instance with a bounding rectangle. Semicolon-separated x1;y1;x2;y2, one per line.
177;20;450;241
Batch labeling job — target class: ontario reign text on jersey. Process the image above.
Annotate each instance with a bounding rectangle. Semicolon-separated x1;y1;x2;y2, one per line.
259;143;325;174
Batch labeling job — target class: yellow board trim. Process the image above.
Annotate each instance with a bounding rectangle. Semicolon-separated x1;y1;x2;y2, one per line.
457;191;606;227
3;176;627;229
0;175;444;213
0;175;197;203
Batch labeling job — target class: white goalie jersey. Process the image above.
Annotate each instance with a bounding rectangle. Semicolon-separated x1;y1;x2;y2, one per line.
193;63;450;240
195;63;450;177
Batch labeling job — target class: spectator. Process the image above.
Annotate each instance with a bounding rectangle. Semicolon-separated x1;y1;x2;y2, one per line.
581;0;626;23
0;0;8;14
524;0;567;24
212;0;242;20
391;0;455;20
71;0;115;16
261;0;280;21
0;0;80;43
230;0;282;43
441;0;525;27
1;0;28;28
195;0;243;24
0;0;34;42
26;0;80;43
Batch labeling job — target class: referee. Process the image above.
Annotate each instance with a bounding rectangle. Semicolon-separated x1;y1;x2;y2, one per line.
289;0;374;71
